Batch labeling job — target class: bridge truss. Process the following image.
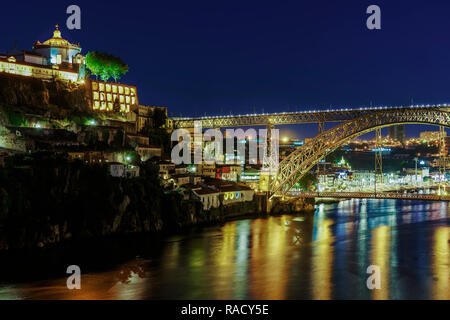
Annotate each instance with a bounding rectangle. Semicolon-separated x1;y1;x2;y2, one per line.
172;105;450;128
270;108;450;198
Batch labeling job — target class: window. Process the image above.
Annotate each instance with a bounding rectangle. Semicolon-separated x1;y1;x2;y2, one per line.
56;55;62;64
112;85;117;93
93;92;99;100
125;87;130;95
118;86;124;94
99;83;105;91
106;84;111;92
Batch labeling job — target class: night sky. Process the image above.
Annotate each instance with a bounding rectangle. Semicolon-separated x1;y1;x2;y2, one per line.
2;0;450;138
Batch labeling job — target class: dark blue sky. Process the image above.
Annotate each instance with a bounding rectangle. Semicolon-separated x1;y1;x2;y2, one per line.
2;0;450;137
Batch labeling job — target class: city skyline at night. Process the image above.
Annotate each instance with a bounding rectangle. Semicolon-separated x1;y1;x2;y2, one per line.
0;0;448;306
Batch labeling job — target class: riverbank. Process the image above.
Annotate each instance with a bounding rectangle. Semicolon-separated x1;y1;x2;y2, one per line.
0;204;312;283
0;152;319;282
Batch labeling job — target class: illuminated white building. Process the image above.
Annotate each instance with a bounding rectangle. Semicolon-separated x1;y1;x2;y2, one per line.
0;25;85;83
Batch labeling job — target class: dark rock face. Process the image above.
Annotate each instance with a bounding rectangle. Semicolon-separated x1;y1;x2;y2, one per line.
0;161;166;251
270;198;315;215
0;73;91;116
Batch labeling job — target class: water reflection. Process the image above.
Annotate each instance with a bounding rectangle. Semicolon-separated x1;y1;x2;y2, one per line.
432;226;449;299
0;199;448;300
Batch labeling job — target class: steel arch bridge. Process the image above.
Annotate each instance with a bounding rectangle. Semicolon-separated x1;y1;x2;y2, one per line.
171;105;450;129
270;107;450;198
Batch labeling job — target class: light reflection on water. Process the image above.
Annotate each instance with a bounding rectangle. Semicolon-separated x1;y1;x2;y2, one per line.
0;199;448;300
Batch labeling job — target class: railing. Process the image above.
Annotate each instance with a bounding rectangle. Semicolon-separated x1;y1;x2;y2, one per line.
286;191;450;201
172;105;450;128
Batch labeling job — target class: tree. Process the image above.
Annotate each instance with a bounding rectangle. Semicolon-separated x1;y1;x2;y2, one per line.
85;52;102;79
85;51;129;82
152;108;167;128
113;97;121;113
110;59;129;82
297;173;318;191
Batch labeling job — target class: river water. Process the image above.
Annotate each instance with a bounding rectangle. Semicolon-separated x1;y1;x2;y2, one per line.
0;199;448;300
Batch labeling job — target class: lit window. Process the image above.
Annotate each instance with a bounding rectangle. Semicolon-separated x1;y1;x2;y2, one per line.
118;86;124;94
112;85;117;93
120;104;126;112
125;87;130;95
93;92;99;100
94;101;100;109
108;102;113;111
56;54;62;64
126;105;130;112
99;83;105;91
107;94;112;101
106;84;111;92
92;82;98;90
120;95;124;103
100;101;106;110
131;97;136;105
126;96;130;103
100;93;105;101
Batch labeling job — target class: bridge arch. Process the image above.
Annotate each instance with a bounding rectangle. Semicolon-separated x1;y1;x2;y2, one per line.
270;108;450;197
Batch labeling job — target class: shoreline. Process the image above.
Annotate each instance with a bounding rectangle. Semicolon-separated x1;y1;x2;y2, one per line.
0;209;290;284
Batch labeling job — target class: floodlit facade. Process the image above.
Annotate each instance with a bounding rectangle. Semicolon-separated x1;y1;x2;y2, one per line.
0;25;85;83
89;80;138;113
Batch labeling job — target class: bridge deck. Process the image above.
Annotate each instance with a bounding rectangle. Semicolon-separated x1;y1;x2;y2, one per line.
172;105;450;128
286;191;450;201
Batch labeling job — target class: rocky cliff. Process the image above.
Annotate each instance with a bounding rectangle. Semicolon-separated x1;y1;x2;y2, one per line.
0;73;91;119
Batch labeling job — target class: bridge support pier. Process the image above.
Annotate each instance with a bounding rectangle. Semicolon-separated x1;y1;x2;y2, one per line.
374;128;383;186
439;126;447;195
317;121;325;183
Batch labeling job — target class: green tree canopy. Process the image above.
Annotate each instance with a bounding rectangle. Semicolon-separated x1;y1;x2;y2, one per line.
85;51;129;82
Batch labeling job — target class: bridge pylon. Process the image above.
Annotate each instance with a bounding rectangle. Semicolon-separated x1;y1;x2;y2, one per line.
316;121;325;183
374;128;383;185
439;126;447;195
